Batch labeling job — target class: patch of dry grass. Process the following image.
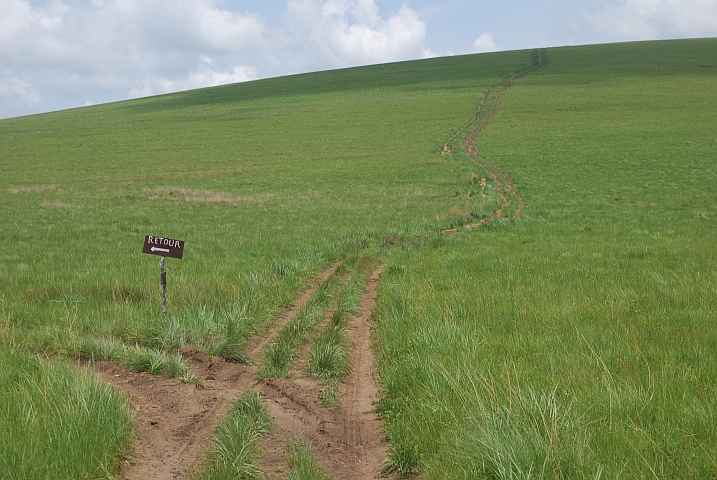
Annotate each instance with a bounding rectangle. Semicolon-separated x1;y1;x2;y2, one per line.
41;202;75;209
144;187;274;204
8;185;61;194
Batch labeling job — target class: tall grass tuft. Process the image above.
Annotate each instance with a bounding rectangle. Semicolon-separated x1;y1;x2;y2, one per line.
377;230;717;478
144;304;257;364
286;438;335;480
307;311;351;382
336;274;365;315
191;391;271;480
307;257;378;391
259;276;340;378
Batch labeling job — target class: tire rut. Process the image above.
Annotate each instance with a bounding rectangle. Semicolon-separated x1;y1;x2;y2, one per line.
255;264;389;479
92;354;254;480
247;262;342;362
90;262;343;480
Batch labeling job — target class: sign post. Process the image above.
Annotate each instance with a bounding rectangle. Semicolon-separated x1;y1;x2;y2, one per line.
159;256;167;315
142;236;184;315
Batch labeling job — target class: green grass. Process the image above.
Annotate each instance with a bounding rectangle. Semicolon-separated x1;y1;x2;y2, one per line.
376;39;717;478
1;38;716;478
0;348;134;479
286;439;335;480
1;48;513;476
308;310;352;384
1;50;515;367
259;275;341;378
308;254;379;403
191;391;272;480
21;326;200;383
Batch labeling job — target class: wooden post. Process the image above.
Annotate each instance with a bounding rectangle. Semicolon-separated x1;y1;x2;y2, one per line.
160;256;167;316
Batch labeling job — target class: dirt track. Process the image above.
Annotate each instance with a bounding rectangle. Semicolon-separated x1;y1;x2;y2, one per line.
92;262;390;479
91;50;548;479
255;265;387;479
446;48;547;228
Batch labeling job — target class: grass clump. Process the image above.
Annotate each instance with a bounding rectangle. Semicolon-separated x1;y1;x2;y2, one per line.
191;391;271;480
119;345;199;382
144;305;257;364
0;347;134;479
336;273;366;315
286;438;335;480
307;310;351;383
25;326;200;383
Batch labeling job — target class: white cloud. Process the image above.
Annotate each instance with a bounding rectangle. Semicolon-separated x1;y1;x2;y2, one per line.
421;47;439;59
284;0;427;69
129;64;257;98
0;0;30;41
473;32;498;53
0;70;42;118
581;0;717;40
0;0;429;118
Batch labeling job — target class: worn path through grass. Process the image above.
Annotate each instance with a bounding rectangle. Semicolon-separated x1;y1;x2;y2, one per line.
98;50;546;480
5;39;714;479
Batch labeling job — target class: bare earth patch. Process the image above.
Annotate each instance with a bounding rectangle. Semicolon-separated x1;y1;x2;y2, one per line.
256;265;389;480
93;355;254;480
7;185;61;194
91;262;391;479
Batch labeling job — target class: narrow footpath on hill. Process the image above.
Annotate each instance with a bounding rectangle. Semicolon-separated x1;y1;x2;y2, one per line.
92;49;547;480
443;48;547;231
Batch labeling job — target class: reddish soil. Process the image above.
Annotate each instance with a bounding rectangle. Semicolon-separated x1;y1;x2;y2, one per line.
90;262;391;479
93;354;254;480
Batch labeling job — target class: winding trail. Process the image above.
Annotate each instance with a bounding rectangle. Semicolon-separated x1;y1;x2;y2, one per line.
91;49;548;480
445;48;547;228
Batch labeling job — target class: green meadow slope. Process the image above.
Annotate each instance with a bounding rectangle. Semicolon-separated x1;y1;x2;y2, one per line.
377;39;717;478
1;38;717;478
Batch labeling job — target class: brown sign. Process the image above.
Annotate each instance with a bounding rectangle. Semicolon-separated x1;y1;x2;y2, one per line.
143;235;185;259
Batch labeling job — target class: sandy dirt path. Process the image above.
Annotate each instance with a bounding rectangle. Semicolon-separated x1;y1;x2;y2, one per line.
91;261;389;479
88;263;338;479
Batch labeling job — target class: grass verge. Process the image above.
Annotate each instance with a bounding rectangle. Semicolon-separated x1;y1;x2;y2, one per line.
0;347;134;479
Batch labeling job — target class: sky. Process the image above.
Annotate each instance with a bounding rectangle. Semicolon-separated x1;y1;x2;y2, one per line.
1;0;716;119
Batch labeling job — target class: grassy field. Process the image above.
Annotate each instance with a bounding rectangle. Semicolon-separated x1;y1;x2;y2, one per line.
1;38;716;478
376;39;717;478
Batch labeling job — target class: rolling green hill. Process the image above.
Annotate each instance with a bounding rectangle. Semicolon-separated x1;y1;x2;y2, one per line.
2;38;716;478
